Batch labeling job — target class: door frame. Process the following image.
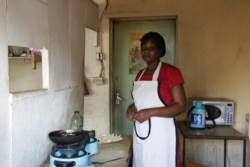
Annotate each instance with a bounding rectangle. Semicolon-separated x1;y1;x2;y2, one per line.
109;16;178;133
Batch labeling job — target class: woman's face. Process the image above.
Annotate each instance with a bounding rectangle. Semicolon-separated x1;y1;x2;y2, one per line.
141;39;161;63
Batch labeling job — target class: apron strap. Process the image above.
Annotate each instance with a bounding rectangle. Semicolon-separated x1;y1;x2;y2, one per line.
134;119;151;140
152;61;162;80
138;61;162;81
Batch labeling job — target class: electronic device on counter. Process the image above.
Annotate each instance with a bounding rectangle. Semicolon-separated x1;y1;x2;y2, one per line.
188;97;235;126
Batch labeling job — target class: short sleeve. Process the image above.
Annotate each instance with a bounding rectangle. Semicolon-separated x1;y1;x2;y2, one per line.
158;63;185;105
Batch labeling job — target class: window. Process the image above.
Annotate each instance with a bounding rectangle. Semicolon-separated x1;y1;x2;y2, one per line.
8;45;49;93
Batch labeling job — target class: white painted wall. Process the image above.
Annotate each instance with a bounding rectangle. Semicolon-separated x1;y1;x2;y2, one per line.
9;59;43;92
0;0;10;166
84;28;110;135
0;0;98;166
7;0;49;48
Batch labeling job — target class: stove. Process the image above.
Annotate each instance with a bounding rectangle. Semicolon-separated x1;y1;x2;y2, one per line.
50;148;88;166
49;130;98;167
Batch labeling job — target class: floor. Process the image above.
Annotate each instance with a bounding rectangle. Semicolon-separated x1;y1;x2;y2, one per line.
45;136;132;167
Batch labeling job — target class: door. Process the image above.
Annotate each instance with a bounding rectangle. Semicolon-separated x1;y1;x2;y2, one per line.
111;18;176;135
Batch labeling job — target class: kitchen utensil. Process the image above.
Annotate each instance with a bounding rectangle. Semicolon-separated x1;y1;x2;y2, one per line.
49;129;89;145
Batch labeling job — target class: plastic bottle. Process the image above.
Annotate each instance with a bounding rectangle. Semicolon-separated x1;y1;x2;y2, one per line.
190;101;206;129
70;111;83;130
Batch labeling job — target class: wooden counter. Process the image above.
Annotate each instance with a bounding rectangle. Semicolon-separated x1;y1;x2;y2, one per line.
89;136;132;167
178;121;247;167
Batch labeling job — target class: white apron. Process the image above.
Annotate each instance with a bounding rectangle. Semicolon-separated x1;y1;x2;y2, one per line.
132;61;177;167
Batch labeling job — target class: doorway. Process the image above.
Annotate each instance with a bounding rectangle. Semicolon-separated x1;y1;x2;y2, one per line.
111;17;177;135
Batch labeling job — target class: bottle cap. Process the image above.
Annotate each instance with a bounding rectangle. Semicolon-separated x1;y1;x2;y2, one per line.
195;101;203;108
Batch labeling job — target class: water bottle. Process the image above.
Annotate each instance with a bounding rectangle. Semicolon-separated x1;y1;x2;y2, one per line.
70;111;83;130
190;102;206;129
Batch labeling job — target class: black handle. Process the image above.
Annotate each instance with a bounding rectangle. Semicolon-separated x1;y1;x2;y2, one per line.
54;160;76;167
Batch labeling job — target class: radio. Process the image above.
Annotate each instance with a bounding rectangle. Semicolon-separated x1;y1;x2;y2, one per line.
188;97;235;126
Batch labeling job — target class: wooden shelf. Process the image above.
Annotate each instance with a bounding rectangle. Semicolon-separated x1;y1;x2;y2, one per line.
8;56;31;60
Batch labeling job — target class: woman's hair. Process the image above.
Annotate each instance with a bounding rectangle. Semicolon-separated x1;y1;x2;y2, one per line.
140;32;166;57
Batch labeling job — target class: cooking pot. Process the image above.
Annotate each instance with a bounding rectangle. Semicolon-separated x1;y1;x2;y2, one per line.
49;129;89;145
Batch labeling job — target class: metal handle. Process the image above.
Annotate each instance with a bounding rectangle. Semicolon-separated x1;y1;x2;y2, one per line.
54;160;76;167
115;93;124;104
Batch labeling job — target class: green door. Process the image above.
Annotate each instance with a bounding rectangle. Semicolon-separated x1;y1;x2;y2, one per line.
112;18;176;136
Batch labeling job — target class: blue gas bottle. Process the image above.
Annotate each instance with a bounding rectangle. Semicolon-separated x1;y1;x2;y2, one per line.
190;101;206;129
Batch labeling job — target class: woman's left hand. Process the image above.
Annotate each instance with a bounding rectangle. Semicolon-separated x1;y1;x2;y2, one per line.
134;109;151;123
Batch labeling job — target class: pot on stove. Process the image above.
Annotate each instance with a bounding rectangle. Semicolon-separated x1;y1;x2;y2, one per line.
48;129;89;145
48;130;99;167
48;129;90;167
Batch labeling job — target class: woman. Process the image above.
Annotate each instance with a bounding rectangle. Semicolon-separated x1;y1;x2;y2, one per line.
126;32;186;167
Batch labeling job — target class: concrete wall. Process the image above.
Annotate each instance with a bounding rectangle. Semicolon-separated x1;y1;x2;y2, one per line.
100;0;250;132
1;0;250;166
9;59;43;92
0;0;10;166
88;0;250;166
7;0;49;48
0;0;98;166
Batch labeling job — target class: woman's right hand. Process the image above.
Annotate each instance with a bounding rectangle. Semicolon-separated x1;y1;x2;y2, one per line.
126;103;137;120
